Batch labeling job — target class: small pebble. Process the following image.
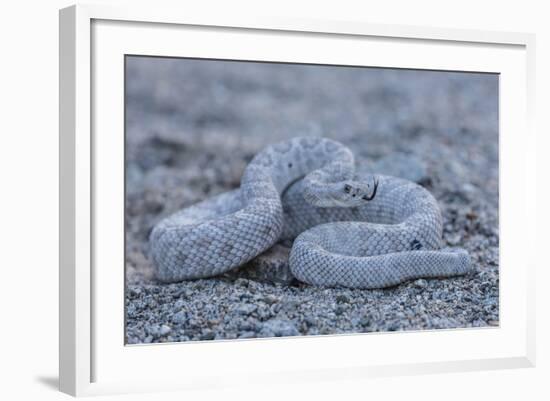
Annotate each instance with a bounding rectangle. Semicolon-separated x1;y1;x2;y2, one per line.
159;325;171;336
200;331;216;341
414;279;428;289
260;319;299;337
336;294;350;303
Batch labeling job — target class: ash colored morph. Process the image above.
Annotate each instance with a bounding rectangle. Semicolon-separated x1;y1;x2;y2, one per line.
150;137;471;288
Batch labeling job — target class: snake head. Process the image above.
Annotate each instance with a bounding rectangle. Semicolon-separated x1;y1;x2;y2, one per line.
327;176;379;207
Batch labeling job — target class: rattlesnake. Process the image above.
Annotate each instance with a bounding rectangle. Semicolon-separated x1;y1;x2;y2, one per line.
150;137;472;288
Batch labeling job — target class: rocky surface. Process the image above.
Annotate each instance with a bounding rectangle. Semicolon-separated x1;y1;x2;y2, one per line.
125;57;499;344
223;244;296;286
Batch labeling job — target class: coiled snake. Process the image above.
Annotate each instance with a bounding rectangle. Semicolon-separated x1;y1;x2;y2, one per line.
150;137;472;288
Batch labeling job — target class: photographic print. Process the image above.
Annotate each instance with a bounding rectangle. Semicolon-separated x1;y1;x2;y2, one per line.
125;56;499;344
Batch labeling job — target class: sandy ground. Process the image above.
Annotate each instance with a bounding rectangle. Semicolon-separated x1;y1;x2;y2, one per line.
125;57;499;343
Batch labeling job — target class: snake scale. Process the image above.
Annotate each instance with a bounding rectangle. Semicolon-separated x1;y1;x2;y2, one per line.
150;137;472;288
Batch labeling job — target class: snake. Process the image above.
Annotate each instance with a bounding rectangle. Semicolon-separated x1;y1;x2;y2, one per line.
149;137;472;288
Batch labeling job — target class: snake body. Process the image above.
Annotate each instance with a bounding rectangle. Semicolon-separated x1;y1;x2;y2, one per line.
150;137;472;288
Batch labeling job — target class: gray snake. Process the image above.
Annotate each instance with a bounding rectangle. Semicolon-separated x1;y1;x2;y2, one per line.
150;137;472;288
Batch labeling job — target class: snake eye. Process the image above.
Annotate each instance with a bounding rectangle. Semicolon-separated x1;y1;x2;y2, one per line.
344;184;352;193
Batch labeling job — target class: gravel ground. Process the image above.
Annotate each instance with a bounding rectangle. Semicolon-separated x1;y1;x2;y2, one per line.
125;56;499;344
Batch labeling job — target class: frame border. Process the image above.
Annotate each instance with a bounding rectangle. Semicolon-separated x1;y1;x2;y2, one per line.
59;4;536;396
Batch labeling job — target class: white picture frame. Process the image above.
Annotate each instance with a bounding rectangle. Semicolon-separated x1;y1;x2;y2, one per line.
59;3;536;397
